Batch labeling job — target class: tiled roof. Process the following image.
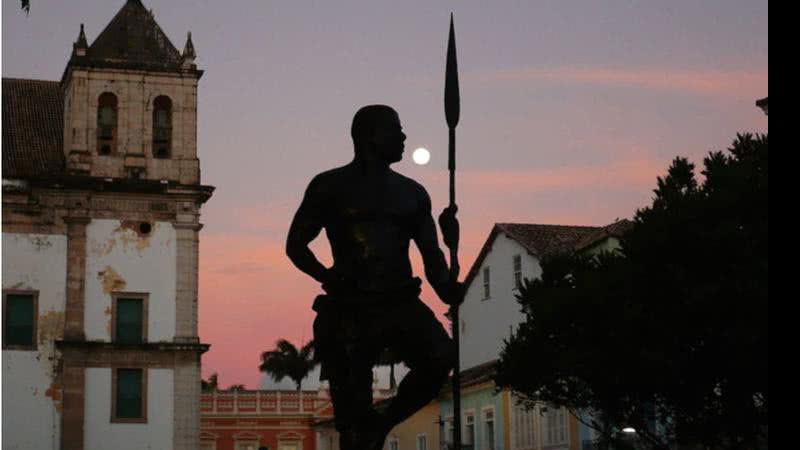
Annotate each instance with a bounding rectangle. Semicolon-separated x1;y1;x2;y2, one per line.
496;223;600;258
2;78;65;178
572;219;634;251
438;360;499;395
463;220;633;290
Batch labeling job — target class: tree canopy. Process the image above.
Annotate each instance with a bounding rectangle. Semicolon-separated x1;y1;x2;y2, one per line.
496;134;768;450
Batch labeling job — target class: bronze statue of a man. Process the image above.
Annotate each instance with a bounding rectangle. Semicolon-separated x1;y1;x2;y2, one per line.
287;105;462;450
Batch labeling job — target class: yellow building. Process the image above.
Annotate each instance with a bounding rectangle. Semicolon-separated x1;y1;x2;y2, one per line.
384;400;442;450
313;398;442;450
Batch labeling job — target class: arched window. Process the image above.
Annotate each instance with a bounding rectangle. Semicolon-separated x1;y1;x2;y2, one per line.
97;93;118;155
152;96;172;159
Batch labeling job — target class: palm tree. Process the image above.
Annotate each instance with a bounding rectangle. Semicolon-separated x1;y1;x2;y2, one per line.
259;339;317;391
201;373;219;392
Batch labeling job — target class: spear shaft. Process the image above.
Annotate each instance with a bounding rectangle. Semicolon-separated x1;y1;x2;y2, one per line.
444;13;462;450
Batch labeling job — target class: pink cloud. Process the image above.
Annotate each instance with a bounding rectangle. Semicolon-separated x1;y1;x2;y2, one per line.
467;66;768;99
198;155;666;386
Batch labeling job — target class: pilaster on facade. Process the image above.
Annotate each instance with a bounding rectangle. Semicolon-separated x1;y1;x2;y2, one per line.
64;215;91;341
174;220;203;344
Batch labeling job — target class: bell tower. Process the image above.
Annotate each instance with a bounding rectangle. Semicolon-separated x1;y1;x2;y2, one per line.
61;0;203;184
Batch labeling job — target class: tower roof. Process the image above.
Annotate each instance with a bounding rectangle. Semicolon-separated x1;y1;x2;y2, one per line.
65;0;199;76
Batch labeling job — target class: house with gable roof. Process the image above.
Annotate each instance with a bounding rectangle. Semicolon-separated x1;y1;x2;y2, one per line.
440;220;632;450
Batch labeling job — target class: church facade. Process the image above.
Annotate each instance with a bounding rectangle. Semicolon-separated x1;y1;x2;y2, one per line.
2;1;213;449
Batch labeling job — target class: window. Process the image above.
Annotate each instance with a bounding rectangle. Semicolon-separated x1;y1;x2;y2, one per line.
483;408;496;450
444;416;454;448
544;407;568;446
417;434;428;450
3;291;38;350
464;412;475;448
513;402;535;449
112;293;148;344
513;254;522;289
97;92;118;155
112;368;147;422
482;266;491;300
389;437;400;450
152;95;172;158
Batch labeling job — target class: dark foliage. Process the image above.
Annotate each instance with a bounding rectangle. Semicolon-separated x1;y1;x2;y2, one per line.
496;134;768;450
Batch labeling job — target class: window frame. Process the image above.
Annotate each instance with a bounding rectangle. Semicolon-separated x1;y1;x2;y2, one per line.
543;406;569;446
152;95;173;159
96;92;118;155
463;409;476;447
512;401;536;450
416;433;428;450
513;254;523;290
111;292;149;344
2;289;39;351
111;367;148;423
482;406;496;450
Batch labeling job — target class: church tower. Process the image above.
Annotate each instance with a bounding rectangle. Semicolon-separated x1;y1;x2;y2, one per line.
2;1;213;449
62;0;202;184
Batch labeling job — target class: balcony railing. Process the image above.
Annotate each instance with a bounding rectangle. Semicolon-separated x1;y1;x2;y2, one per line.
200;390;327;415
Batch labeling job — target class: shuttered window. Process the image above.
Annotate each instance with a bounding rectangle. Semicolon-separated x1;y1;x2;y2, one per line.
3;292;37;349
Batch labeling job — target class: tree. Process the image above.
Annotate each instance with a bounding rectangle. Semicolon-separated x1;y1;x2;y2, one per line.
259;339;317;391
201;373;219;392
496;134;768;450
227;384;247;392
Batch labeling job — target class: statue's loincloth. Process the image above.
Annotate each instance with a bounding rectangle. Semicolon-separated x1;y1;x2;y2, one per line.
312;278;452;381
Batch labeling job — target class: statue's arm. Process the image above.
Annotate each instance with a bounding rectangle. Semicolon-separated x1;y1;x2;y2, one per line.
413;187;453;303
286;176;330;284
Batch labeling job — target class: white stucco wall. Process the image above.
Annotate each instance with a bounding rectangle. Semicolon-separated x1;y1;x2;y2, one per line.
85;219;177;342
84;368;174;450
460;233;542;371
2;233;68;450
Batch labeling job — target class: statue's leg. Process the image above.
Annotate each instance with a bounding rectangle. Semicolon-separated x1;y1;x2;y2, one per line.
381;299;455;429
327;310;384;450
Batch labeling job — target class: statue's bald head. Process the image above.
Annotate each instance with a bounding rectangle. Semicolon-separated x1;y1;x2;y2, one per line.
351;105;399;148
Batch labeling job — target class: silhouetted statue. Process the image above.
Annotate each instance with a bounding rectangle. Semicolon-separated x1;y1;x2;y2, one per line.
287;105;463;450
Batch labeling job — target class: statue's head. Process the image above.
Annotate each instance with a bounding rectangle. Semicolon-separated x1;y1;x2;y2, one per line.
351;105;406;164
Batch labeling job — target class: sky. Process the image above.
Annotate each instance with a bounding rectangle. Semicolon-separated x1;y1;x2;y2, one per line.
2;0;768;388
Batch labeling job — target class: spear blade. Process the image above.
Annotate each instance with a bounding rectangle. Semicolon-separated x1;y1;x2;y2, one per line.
445;13;460;130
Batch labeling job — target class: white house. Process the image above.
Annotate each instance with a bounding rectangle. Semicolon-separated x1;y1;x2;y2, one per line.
444;220;631;450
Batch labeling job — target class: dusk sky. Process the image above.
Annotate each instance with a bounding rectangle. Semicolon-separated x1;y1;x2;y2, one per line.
2;0;768;387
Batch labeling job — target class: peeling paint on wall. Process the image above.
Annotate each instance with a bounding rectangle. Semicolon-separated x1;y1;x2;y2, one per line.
38;311;65;345
113;220;156;253
89;236;117;257
45;382;63;412
97;266;127;294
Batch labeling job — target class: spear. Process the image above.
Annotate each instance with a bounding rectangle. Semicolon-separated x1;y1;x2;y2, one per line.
444;13;462;450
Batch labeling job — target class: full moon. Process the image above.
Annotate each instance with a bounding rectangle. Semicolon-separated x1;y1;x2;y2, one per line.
412;147;431;165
